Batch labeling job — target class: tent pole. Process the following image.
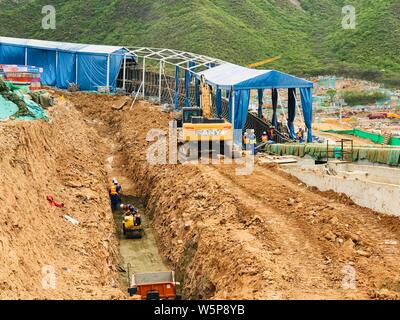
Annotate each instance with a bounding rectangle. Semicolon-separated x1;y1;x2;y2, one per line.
142;57;146;98
24;48;28;65
159;60;163;104
75;55;78;84
231;88;236;144
106;54;110;91
123;53;127;90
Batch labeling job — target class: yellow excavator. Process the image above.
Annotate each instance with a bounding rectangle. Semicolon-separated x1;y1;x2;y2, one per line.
177;75;233;161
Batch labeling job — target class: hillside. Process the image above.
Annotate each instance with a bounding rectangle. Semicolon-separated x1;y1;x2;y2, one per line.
0;0;399;85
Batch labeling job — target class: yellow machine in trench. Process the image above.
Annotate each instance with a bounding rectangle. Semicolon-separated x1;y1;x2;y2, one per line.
122;210;144;239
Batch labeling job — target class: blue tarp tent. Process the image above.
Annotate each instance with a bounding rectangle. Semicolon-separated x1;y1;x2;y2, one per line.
196;63;314;142
0;37;136;91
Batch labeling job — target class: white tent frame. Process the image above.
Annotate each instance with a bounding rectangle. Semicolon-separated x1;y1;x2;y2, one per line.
124;47;227;105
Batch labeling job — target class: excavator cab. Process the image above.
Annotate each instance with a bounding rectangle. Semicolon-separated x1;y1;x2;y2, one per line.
182;107;203;125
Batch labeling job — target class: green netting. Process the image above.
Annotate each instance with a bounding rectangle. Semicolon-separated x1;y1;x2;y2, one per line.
4;81;30;94
0;95;19;119
390;137;400;146
0;77;48;121
322;129;398;145
262;143;400;166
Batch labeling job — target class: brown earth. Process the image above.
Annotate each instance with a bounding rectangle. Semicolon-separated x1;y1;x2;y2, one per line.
66;92;400;300
1;91;399;300
0;98;124;299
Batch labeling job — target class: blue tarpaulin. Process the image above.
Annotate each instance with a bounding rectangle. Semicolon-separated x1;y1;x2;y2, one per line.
77;53;107;91
198;63;313;135
300;87;313;143
195;78;200;107
287;88;297;140
0;44;25;65
271;88;278;128
257;89;263;119
0;37;136;91
216;88;222;118
175;66;180;110
27;48;56;86
56;51;76;88
185;61;196;107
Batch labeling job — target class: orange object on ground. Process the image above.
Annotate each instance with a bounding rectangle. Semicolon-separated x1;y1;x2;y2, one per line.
47;195;65;208
128;271;179;300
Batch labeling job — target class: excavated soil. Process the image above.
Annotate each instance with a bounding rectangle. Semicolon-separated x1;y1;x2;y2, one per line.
66;92;400;300
1;91;400;300
0;98;124;299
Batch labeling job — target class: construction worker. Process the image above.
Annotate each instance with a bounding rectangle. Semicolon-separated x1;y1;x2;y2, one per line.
121;204;141;226
110;178;122;211
120;203;136;215
134;211;142;227
121;204;137;215
243;132;250;149
262;131;268;143
268;126;276;142
297;128;305;143
249;130;257;155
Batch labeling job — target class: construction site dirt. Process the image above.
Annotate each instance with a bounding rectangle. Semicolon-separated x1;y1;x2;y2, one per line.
1;91;399;300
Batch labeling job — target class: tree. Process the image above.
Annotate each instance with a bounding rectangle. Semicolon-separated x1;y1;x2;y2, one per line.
326;89;337;105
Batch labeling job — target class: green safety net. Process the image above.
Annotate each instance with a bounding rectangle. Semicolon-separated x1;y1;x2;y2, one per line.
0;78;48;121
322;129;400;146
262;143;400;166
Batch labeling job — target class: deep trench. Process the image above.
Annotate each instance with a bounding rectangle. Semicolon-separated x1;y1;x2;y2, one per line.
84;110;186;299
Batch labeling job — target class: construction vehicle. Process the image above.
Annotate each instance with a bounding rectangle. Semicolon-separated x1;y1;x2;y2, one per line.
387;113;400;120
176;76;233;161
368;113;387;120
122;211;144;239
128;271;181;300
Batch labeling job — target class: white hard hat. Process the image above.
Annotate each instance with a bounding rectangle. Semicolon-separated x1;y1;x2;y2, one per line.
120;204;124;209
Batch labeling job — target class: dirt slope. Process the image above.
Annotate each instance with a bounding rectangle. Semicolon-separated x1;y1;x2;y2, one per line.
66;92;400;300
0;99;124;299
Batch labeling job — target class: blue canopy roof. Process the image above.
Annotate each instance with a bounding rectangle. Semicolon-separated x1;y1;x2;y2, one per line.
0;36;136;91
198;63;313;90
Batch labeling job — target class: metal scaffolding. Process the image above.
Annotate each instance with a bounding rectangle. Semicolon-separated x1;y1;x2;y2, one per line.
121;47;227;107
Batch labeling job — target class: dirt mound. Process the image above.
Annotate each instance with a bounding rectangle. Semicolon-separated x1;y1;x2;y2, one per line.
0;98;124;299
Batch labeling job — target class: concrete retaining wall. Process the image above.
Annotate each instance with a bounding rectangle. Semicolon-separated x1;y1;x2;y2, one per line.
283;162;400;217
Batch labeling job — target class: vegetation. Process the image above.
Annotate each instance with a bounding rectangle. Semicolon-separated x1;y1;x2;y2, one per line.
342;90;390;106
0;0;398;85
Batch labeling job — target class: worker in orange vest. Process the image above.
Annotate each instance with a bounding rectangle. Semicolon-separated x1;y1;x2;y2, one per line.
109;178;122;211
262;131;268;143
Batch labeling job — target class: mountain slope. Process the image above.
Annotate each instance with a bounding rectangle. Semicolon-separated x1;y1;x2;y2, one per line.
0;0;398;84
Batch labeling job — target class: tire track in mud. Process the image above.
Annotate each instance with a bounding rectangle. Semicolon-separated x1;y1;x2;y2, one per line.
254;166;400;297
206;163;400;299
200;165;362;299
